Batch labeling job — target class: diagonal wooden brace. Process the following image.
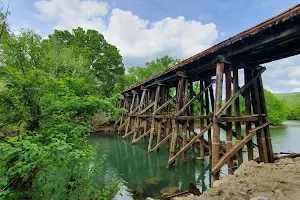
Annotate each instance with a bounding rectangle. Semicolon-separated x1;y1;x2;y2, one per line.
216;67;266;117
149;132;173;152
167;123;213;166
212;121;269;175
131;129;151;144
175;80;215;116
139;102;155;115
152;95;176;115
118;118;129;131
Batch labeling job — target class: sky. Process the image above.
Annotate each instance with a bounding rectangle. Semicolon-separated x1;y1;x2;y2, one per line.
2;0;300;93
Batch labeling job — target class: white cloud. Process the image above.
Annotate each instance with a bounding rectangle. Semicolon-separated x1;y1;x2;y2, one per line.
287;67;300;78
35;0;218;66
35;0;109;32
292;88;300;93
280;79;300;86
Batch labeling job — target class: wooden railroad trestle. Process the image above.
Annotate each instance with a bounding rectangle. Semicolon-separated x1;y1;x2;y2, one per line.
115;64;274;181
114;4;300;183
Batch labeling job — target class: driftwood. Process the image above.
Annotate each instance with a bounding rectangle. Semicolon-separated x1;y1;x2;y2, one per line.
165;183;201;199
254;152;300;162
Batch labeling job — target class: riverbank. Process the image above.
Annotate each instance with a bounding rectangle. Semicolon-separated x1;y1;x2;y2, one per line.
173;157;300;200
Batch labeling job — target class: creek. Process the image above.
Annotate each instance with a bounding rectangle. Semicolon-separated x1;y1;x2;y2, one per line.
88;120;300;199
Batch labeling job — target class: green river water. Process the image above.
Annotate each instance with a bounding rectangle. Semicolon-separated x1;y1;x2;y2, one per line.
88;120;300;199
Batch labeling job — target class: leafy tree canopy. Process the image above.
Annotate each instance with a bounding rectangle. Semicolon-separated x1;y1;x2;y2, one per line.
0;17;121;199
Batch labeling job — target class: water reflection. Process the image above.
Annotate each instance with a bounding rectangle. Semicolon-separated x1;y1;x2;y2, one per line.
89;133;211;199
88;120;300;199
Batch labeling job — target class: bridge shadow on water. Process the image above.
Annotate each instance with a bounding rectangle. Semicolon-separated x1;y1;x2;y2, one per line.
88;132;211;199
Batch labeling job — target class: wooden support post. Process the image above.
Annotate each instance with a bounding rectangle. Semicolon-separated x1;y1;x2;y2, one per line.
156;86;164;150
170;76;184;160
257;75;274;163
233;68;243;166
176;80;215;116
167;88;173;150
153;95;175;115
118;118;129;131
204;81;212;157
250;69;268;163
148;85;161;152
208;85;214;156
168;123;213;166
125;94;136;136
212;123;264;175
216;67;266;117
132;94;140;141
225;67;234;175
244;68;254;161
199;81;205;160
189;82;195;160
212;62;224;181
182;79;189;162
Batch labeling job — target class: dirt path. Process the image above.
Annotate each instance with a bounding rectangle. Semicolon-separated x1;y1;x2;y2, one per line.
173;157;300;200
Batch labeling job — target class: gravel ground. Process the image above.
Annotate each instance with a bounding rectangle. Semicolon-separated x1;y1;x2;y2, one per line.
172;157;300;200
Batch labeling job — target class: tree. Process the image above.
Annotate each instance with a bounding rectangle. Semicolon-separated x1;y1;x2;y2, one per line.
264;90;288;124
123;56;180;88
0;27;120;199
46;28;125;97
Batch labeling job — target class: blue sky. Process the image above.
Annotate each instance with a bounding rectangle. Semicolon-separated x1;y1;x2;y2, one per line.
2;0;300;93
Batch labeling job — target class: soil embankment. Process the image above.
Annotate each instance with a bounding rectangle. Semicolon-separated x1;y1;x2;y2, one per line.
173;157;300;200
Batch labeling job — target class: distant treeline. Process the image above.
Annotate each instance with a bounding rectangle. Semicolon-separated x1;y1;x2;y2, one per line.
275;93;300;121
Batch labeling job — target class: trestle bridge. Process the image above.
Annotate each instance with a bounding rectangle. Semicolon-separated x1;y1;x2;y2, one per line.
114;5;300;182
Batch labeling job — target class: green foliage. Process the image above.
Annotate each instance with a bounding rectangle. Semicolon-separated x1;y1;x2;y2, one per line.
276;93;300;120
264;90;288;124
0;20;121;199
46;28;125;97
122;56;180;89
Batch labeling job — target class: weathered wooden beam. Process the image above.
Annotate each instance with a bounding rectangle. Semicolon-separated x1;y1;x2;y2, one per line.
233;68;243;166
257;75;274;163
212;126;258;175
129;106;139;115
212;62;224;181
215;67;266;117
114;116;122;127
189;82;195;160
182;78;189;162
175;79;215;116
139;90;147;109
150;132;173;152
131;129;151;144
170;76;185;158
148;85;161;152
249;121;270;134
130;94;136;112
175;115;212;120
244;68;254;161
152;95;176;115
122;129;135;138
225;66;234;175
139;102;155;115
118;118;129;131
153;114;173;119
218;115;259;122
199;80;205;160
251;72;269;163
168;123;213;166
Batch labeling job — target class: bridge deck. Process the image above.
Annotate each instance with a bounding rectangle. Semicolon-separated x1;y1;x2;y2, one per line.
122;4;300;94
